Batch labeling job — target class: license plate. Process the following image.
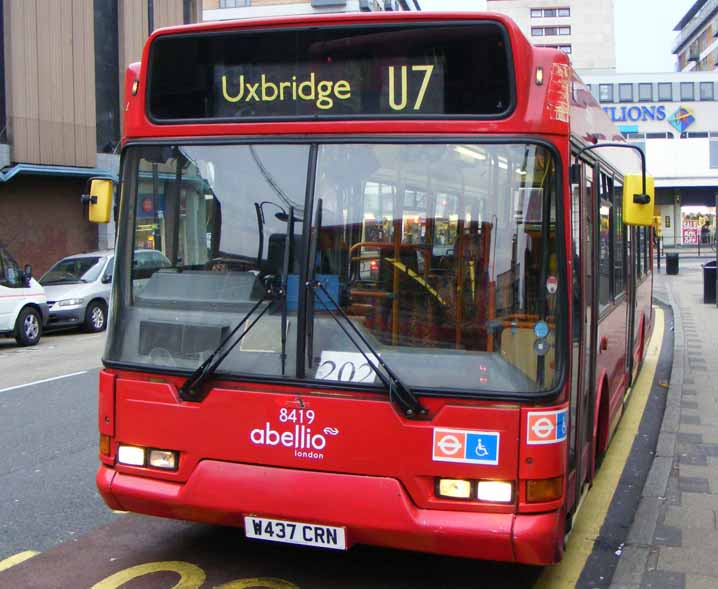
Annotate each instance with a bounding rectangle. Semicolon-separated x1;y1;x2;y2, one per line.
244;516;346;550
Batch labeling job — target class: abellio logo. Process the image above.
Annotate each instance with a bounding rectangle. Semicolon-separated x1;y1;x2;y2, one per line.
250;423;339;460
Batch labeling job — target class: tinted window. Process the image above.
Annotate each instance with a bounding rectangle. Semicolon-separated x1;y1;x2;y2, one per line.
700;82;714;101
638;83;653;101
680;82;695;101
103;257;114;282
598;173;612;311
0;249;20;287
619;84;633;102
613;181;625;296
40;257;103;285
148;23;514;121
658;82;672;101
599;84;613;103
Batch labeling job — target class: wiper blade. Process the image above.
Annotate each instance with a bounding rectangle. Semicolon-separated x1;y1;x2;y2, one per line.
179;293;273;402
308;279;428;419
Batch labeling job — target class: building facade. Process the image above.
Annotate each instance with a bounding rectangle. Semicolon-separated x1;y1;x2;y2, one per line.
487;0;615;71
582;71;718;246
674;0;718;72
0;0;198;275
203;0;419;21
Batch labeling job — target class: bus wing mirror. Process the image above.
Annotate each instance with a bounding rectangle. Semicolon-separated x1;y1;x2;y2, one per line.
622;173;654;226
82;178;114;224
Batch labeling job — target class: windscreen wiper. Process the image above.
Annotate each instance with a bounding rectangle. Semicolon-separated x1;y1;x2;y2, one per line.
307;279;428;419
179;292;274;402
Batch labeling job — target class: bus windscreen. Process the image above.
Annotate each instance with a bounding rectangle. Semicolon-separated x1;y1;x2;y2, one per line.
147;22;514;121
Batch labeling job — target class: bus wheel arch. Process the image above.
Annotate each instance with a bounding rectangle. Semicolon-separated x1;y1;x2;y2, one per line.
592;371;610;476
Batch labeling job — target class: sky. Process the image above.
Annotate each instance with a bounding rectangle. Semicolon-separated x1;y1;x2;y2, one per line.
417;0;697;72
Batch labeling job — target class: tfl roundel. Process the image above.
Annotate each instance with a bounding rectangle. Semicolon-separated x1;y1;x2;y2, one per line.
526;409;568;445
432;428;500;465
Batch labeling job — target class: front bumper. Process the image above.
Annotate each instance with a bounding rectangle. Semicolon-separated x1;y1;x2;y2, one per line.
46;306;84;328
97;462;563;565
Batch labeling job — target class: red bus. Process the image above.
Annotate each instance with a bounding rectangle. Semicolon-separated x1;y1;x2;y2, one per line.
89;11;655;565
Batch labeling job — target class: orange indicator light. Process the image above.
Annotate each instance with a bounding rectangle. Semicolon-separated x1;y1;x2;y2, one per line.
526;476;563;503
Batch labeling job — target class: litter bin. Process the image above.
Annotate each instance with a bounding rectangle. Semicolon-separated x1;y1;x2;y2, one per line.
666;253;679;275
704;260;716;304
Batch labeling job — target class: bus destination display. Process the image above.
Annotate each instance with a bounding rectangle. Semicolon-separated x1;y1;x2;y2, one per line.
147;23;513;121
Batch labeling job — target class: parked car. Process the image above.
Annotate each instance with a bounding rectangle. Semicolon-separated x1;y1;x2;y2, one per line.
39;250;114;333
0;246;48;346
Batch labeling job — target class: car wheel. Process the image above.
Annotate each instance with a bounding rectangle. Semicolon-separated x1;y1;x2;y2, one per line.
15;306;42;346
84;300;107;333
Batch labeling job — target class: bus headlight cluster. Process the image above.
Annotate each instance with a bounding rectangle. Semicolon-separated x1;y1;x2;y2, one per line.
436;478;513;503
117;444;178;470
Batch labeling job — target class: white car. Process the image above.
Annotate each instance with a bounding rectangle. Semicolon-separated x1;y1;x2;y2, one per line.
0;246;48;346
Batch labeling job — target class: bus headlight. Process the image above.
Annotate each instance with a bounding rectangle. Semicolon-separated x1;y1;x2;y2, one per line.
117;445;145;466
477;481;513;503
437;478;472;499
148;449;178;470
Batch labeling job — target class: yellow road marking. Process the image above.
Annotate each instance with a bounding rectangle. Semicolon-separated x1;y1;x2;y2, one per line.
91;561;205;589
0;550;39;572
536;307;665;588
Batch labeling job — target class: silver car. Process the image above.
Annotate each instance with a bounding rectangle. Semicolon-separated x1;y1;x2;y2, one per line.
39;250;114;332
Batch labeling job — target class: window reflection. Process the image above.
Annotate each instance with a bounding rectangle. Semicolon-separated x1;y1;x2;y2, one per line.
311;143;561;392
110;142;563;394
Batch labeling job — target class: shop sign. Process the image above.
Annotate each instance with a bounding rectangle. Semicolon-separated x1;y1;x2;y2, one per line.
603;105;667;122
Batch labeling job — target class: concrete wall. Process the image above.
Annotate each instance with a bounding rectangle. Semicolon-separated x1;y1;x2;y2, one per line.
647;138;715;188
0;176;97;275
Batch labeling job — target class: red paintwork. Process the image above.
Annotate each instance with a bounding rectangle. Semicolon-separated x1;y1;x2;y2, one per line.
98;370;115;438
98;12;652;565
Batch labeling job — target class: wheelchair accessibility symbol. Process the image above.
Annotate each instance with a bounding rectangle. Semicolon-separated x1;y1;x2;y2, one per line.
475;439;489;457
433;428;500;465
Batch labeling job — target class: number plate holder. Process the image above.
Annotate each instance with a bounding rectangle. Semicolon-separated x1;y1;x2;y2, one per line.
244;516;347;550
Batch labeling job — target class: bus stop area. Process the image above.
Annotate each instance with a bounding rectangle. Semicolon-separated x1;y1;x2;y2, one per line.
610;258;718;589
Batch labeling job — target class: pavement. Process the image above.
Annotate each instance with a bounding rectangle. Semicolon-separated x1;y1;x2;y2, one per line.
611;260;718;589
